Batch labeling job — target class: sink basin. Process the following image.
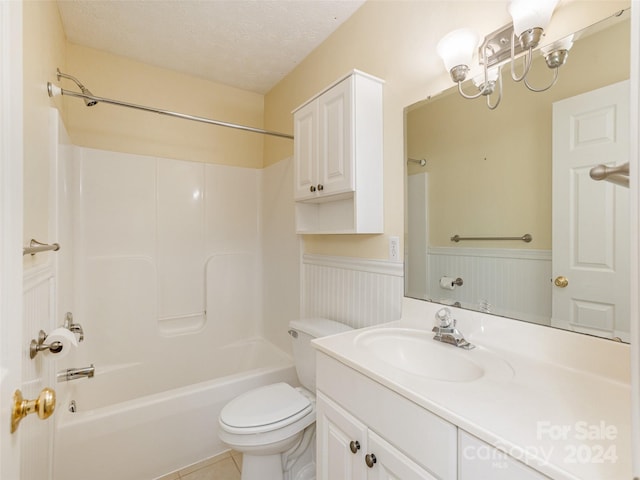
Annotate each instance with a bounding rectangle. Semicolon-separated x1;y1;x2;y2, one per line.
355;328;512;383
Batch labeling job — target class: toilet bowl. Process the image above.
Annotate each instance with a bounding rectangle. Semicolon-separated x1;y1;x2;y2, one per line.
219;383;316;479
218;318;353;480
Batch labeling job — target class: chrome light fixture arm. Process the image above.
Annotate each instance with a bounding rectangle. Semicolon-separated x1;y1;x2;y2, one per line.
510;38;534;83
456;80;484;100
485;70;503;110
523;46;569;92
523;66;559;93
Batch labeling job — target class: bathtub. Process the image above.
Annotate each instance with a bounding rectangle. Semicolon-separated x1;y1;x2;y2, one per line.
53;338;298;480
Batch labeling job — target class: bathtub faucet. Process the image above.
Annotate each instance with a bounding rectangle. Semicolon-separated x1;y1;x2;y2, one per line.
57;364;95;382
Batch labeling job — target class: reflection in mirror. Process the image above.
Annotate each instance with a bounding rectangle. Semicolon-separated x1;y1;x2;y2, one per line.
405;10;630;342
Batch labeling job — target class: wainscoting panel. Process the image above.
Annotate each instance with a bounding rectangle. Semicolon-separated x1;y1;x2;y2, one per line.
427;247;552;325
302;254;403;329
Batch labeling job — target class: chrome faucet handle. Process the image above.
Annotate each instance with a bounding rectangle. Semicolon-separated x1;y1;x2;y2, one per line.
435;307;453;328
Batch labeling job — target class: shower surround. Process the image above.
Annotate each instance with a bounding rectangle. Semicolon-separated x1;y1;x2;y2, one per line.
52;130;300;479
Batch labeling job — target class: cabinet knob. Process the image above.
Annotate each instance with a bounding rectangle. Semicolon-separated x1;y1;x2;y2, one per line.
317;184;324;191
349;440;360;454
365;453;377;468
310;185;316;192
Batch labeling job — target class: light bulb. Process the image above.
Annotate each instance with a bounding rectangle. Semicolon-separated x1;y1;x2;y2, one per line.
508;0;560;37
436;28;480;73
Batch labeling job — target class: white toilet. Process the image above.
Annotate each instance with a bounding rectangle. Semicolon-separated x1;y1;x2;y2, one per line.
218;318;353;480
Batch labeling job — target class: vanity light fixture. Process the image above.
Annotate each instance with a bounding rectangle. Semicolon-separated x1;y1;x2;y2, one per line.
436;0;568;110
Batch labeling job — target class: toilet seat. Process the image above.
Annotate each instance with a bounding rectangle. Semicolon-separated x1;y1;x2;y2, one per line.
219;383;312;435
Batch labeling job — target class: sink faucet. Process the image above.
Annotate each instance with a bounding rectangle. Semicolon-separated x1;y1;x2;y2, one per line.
57;364;95;382
432;308;475;349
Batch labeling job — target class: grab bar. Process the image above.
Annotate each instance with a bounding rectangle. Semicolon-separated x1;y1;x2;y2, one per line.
23;239;60;256
451;234;532;243
407;157;427;167
589;162;629;188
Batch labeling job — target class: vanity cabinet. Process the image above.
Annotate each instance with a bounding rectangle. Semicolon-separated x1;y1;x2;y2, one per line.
316;353;457;479
458;431;550;480
316;392;438;480
316;352;552;480
293;70;383;234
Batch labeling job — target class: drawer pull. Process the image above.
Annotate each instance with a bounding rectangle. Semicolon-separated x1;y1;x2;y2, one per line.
349;440;360;454
365;453;377;468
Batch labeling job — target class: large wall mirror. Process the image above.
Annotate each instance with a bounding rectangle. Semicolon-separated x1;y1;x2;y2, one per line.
405;9;630;342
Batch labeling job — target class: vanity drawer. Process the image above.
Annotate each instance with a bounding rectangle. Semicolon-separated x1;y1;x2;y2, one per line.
316;353;457;479
458;430;550;480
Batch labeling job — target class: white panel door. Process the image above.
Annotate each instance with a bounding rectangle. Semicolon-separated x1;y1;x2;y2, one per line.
0;0;23;477
552;80;630;340
366;431;437;480
316;392;367;480
318;77;354;196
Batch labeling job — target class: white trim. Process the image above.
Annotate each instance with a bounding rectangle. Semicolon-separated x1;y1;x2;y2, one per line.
303;253;404;277
630;1;640;476
23;264;55;293
428;246;551;261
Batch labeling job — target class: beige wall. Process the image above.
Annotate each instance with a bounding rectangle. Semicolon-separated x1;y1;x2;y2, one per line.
23;0;67;267
407;18;630;250
24;0;629;264
65;44;265;167
264;0;630;260
23;2;269;265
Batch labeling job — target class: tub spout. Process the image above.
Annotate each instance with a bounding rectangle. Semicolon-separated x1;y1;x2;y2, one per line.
57;364;95;382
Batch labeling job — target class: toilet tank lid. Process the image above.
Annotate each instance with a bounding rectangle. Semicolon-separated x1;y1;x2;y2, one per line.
289;318;353;338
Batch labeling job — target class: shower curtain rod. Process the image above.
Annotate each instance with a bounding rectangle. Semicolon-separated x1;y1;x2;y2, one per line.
47;74;294;140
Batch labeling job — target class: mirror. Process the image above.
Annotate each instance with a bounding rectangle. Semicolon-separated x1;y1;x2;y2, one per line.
405;9;630;342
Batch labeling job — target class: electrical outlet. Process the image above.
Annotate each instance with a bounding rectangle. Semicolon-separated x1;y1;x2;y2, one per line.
389;236;400;261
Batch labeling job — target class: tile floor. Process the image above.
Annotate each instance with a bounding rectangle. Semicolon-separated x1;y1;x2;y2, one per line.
157;451;242;480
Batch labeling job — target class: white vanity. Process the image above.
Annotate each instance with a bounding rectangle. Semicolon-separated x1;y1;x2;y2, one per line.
313;298;631;480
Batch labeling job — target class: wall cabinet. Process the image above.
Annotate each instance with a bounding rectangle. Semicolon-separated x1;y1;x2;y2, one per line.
293;70;383;234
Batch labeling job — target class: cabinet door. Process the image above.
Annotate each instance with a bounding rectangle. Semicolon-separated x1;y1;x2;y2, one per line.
459;431;550;480
317;76;354;196
366;431;438;480
316;392;368;480
293;100;318;200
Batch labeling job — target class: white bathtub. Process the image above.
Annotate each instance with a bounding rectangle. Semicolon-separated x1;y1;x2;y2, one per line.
53;338;297;480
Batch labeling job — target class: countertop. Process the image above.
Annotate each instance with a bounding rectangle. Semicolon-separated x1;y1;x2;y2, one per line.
312;298;631;480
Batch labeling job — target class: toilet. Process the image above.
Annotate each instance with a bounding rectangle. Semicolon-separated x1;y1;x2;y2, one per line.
218;318;353;480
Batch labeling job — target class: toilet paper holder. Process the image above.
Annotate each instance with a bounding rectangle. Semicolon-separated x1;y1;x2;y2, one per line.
30;330;63;359
440;277;464;287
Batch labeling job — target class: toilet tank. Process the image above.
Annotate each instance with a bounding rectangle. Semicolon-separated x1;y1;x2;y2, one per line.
288;318;353;392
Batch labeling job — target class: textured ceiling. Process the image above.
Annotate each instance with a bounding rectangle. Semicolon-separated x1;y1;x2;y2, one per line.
56;0;366;94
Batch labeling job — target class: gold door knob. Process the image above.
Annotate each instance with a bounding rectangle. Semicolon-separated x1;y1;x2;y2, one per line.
554;276;569;288
11;387;56;434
